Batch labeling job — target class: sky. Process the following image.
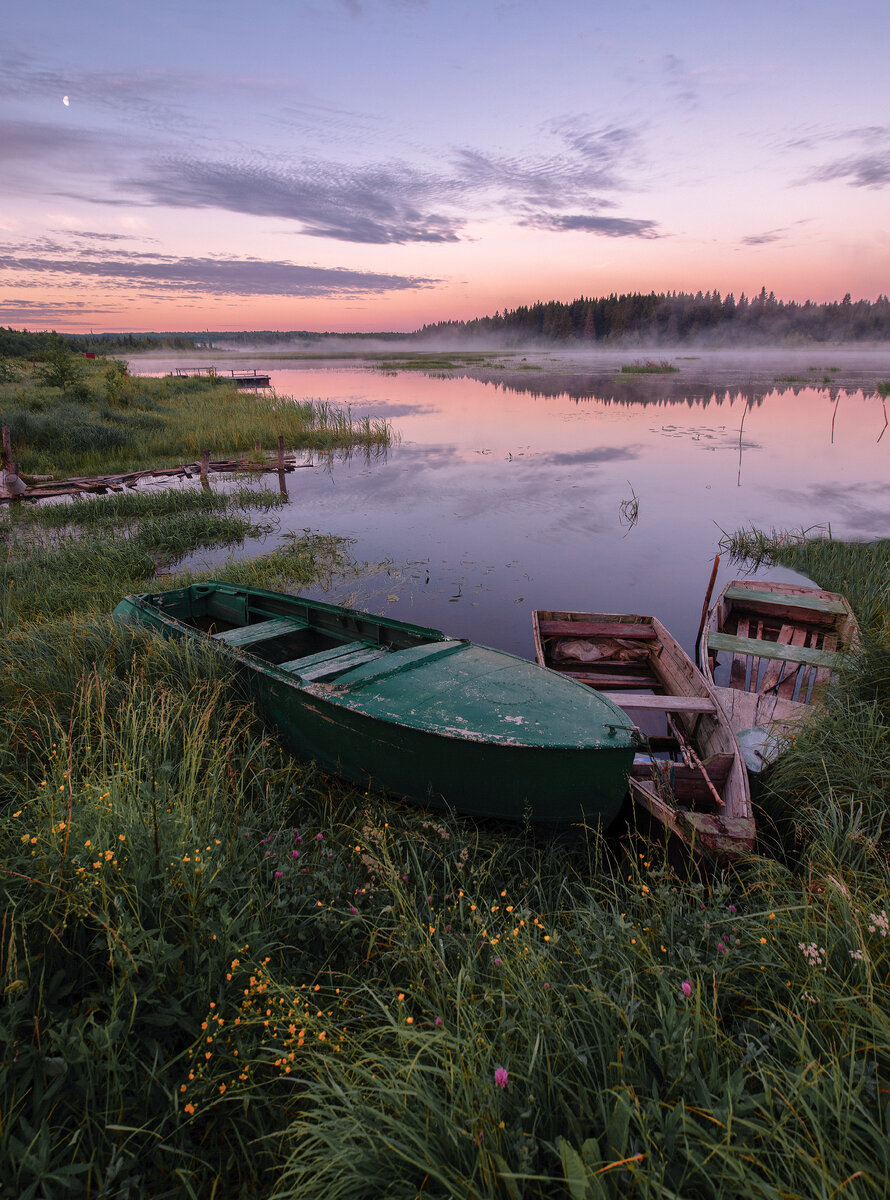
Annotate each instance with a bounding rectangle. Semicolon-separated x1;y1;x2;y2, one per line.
1;0;889;333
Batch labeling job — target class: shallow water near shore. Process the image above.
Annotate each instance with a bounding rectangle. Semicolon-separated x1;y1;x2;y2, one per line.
133;347;890;660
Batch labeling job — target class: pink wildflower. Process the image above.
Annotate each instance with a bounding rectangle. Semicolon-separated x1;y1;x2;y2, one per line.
681;979;693;997
494;1067;508;1090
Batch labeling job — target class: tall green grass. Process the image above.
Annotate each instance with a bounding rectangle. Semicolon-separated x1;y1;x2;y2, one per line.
2;521;890;1196
1;360;394;477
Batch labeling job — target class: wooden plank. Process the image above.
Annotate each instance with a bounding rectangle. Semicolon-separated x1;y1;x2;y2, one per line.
279;642;388;680
212;616;308;647
561;671;658;687
538;620;656;638
729;616;750;690
599;693;716;713
708;630;840;670
723;585;848;615
758;623;794;693
813;632;838;688
776;626;808;699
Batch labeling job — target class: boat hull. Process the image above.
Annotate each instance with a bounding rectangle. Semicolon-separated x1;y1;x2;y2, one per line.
114;583;638;824
533;610;754;858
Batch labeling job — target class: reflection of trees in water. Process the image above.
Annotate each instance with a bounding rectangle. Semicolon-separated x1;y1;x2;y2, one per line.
455;370;768;408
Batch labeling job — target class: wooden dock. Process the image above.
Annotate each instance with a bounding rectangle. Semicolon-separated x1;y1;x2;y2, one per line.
168;368;271;387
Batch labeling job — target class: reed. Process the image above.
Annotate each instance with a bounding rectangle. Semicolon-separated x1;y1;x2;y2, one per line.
1;361;394;478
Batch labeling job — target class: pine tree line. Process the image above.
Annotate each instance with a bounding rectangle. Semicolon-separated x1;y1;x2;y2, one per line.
415;290;890;344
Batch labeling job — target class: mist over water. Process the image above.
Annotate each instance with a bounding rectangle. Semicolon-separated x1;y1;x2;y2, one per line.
136;348;890;660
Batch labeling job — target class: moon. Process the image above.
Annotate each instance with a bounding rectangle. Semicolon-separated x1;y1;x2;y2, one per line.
62;95;69;106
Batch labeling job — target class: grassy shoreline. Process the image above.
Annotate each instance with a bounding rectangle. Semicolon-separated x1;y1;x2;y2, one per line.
1;353;393;479
2;375;889;1199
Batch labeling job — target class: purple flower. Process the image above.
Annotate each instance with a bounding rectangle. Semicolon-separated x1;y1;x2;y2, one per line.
435;1017;443;1026
274;871;283;879
681;979;693;997
729;904;737;914
350;906;358;915
316;833;324;841
291;850;300;859
494;1067;508;1090
494;957;502;965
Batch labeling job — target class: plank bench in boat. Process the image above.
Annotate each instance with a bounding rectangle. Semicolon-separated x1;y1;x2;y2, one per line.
599;693;717;713
706;630;841;670
536;619;657;639
212;615;309;647
277;641;390;680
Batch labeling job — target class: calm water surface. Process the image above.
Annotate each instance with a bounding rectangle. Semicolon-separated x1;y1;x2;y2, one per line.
137;349;890;661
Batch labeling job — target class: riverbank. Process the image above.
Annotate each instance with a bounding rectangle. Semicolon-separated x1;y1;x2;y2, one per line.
2;510;889;1196
0;351;393;480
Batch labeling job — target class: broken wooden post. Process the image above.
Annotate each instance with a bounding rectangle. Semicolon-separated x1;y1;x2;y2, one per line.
200;448;210;479
277;436;285;472
2;426;11;472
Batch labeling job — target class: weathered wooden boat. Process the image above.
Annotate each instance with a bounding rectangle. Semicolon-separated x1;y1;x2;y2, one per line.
113;582;640;824
698;579;861;772
533;610;755;858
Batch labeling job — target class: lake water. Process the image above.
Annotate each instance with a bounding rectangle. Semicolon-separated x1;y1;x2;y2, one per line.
135;348;890;663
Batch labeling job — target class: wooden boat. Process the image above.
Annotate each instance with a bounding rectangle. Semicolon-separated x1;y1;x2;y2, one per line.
532;610;755;859
113;582;640;824
699;579;861;772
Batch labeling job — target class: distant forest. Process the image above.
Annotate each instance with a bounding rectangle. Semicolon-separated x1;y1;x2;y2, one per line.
416;290;890;345
3;290;890;354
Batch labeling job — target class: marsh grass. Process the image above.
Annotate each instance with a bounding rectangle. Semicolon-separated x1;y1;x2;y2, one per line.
2;517;890;1196
619;361;679;375
0;361;393;478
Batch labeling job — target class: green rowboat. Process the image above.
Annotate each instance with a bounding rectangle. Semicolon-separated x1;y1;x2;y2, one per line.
113;581;639;824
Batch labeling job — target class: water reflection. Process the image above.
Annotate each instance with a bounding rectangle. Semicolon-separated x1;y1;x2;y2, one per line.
135;351;890;661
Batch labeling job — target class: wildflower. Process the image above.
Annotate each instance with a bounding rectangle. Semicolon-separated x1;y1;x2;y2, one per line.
274;871;283;879
799;941;826;968
850;949;865;960
680;979;693;997
291;850;300;859
184;1103;195;1115
868;911;889;938
435;1017;443;1026
494;1067;509;1089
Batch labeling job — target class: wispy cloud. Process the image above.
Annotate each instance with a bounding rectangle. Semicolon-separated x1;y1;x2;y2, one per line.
0;242;438;297
122;157;464;244
521;213;660;238
796;125;890;189
740;228;786;246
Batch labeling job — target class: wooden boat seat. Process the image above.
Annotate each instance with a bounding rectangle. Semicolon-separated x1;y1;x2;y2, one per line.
599;693;716;713
278;641;390;681
212;615;308;647
538;619;657;639
723;585;848;615
707;630;840;670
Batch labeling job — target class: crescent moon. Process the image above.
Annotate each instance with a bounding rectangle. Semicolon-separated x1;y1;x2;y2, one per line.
62;95;70;106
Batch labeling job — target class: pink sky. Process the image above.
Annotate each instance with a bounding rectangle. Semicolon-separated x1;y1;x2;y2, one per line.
2;0;889;333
